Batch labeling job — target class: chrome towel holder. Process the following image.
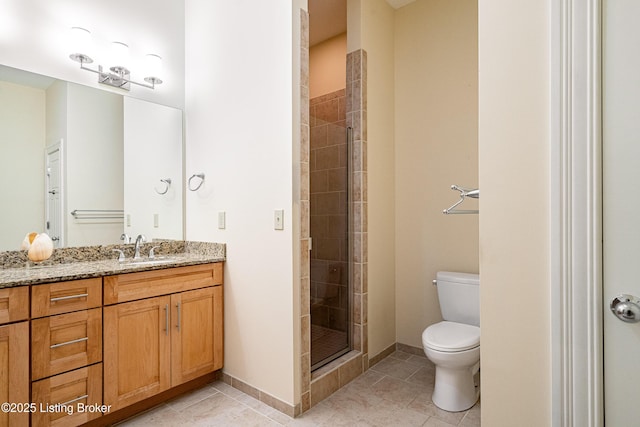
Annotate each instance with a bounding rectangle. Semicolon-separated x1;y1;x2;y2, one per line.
188;173;205;191
154;178;172;195
443;185;479;215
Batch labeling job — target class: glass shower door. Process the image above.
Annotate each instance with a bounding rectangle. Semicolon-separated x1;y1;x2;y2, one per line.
309;89;351;370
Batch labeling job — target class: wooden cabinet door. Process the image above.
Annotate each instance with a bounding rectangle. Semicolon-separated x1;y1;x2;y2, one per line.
31;364;103;427
0;322;29;427
103;296;171;411
32;308;102;381
171;286;223;385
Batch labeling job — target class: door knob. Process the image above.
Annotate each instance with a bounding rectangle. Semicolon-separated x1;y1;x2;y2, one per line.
610;294;640;323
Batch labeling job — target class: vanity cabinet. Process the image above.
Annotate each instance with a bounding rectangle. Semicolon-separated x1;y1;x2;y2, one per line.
0;286;29;427
103;263;223;411
31;278;103;427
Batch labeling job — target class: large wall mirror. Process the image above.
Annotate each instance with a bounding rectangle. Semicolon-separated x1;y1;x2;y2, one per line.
0;64;183;251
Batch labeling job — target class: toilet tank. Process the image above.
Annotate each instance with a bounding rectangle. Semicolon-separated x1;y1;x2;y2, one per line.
436;271;480;327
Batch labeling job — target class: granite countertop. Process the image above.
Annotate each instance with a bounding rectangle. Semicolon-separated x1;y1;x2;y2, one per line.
0;241;225;289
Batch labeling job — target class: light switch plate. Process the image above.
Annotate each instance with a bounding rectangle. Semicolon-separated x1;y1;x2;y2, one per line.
274;209;284;230
218;211;226;229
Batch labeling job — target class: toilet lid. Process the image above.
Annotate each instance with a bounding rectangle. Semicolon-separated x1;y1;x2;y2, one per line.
422;321;480;352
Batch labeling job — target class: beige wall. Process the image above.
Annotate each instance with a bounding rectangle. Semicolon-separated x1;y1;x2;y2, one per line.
309;33;347;98
394;0;479;348
185;0;299;406
349;0;397;358
478;0;551;425
0;81;45;250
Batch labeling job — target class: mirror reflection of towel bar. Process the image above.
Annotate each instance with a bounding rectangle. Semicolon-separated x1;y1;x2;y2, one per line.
188;173;205;191
70;209;124;219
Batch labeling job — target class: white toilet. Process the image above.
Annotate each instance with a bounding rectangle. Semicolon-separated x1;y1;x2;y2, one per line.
422;271;480;412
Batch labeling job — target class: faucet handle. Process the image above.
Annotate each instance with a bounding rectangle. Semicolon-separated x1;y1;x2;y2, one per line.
149;246;160;259
112;249;125;262
120;233;131;244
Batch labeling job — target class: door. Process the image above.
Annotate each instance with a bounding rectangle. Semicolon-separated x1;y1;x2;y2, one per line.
170;286;223;385
45;141;64;247
602;0;640;424
0;322;29;427
103;296;171;410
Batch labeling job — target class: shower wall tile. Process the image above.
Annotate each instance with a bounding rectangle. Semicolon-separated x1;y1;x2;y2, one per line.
302;314;310;356
347;49;368;366
301;48;309;89
315;99;341;123
354;293;362;324
328;122;346;145
353;324;362;352
327;214;346;237
338;354;363;387
310;170;328;193
299;8;311;416
311;124;328;148
301;124;310;163
362;263;368;294
301;352;310;393
301;86;309;126
353;264;363;294
310;369;339;407
301;161;309;201
301;276;310;316
301;238;310;274
315;145;341;171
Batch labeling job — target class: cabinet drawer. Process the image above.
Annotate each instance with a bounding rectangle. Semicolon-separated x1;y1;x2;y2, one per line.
0;286;29;325
32;308;102;381
32;363;103;427
32;278;102;318
104;263;223;305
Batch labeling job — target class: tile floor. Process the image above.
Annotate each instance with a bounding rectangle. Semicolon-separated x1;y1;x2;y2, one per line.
118;350;481;427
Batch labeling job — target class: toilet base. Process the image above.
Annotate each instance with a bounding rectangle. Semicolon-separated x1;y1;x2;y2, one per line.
432;363;480;412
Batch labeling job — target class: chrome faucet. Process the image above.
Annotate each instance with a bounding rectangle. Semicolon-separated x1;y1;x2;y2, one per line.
133;234;146;260
120;233;131;244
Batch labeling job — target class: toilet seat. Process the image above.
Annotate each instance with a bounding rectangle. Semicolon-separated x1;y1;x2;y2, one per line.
422;321;480;353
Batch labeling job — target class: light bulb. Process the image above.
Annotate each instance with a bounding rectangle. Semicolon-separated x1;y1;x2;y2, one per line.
109;41;130;74
143;54;163;85
69;27;93;63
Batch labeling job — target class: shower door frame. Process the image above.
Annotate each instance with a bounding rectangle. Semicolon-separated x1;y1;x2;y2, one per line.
308;123;354;372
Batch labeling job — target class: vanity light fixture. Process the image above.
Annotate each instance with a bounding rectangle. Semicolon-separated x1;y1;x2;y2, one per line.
68;26;163;91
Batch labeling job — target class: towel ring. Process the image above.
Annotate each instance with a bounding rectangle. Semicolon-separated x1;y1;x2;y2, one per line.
188;173;205;191
154;178;172;195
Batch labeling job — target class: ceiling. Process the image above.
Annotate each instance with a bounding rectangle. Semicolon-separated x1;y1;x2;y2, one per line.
308;0;417;47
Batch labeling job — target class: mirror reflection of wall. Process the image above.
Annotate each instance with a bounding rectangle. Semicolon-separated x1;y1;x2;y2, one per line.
0;65;183;251
124;97;183;244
